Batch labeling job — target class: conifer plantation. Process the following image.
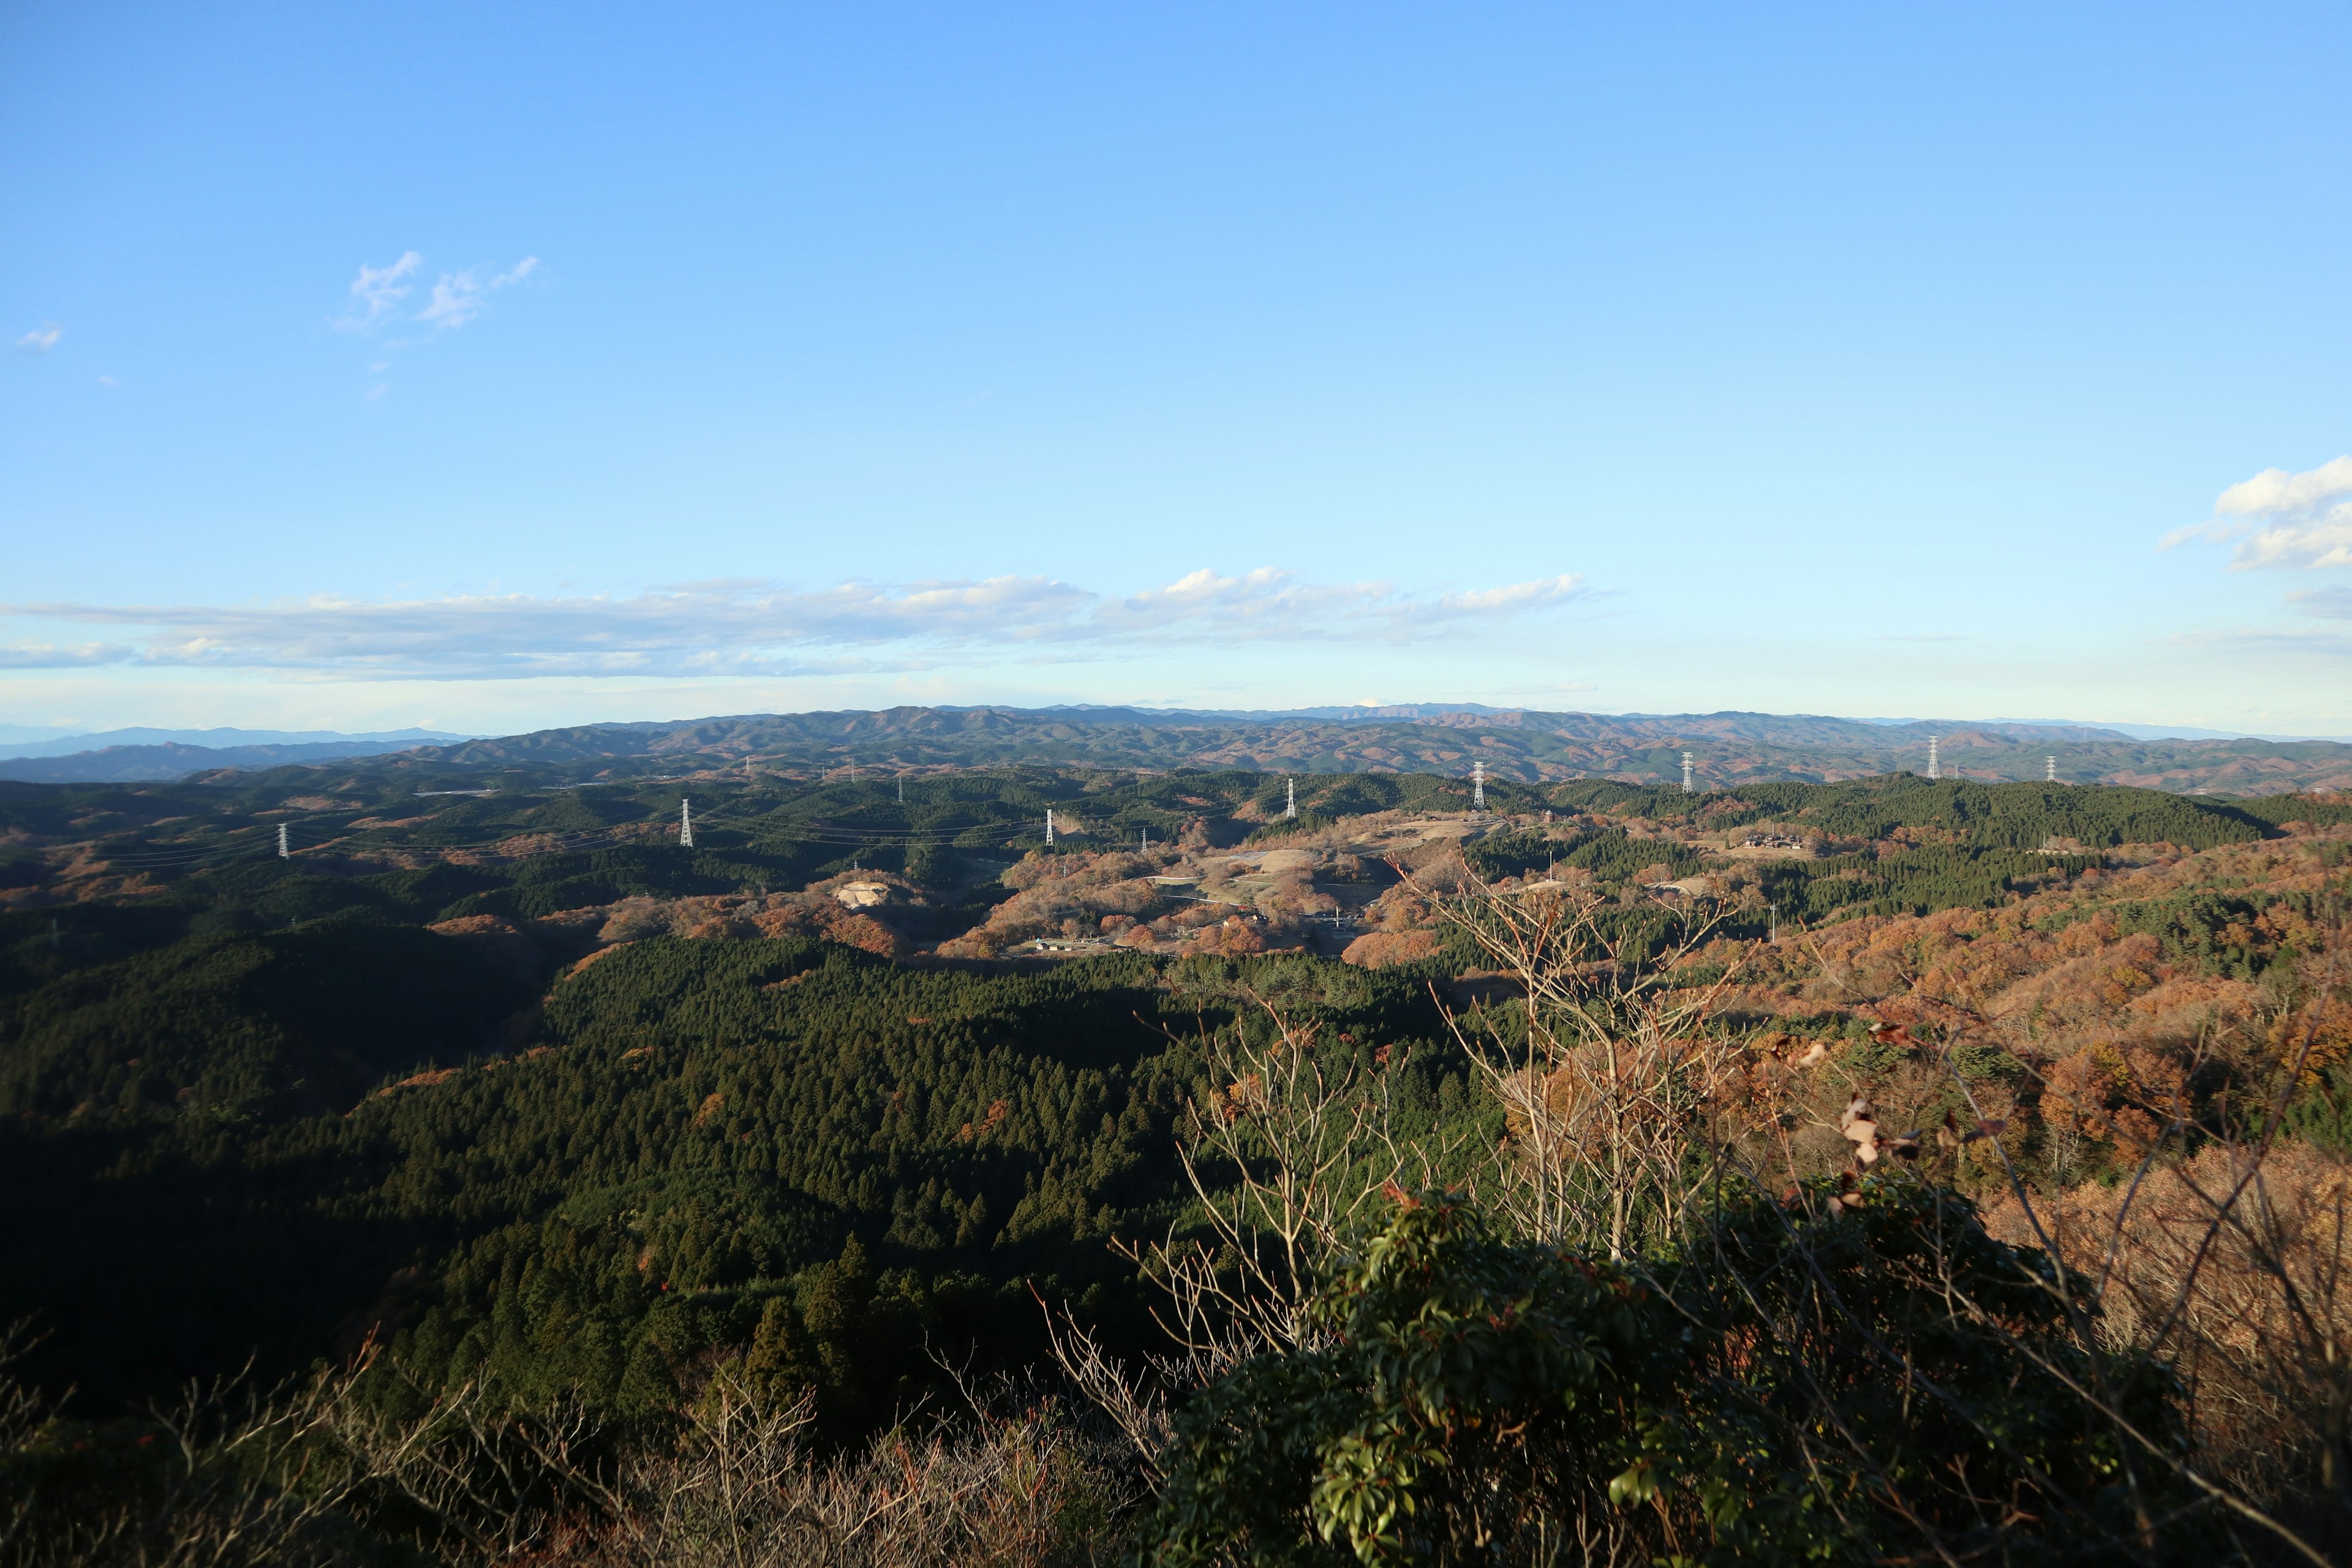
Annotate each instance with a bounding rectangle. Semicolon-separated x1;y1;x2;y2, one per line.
2;760;2347;1564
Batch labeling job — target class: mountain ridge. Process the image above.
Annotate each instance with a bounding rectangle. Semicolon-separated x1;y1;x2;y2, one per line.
0;726;470;763
13;706;2350;794
366;706;2352;796
0;737;451;784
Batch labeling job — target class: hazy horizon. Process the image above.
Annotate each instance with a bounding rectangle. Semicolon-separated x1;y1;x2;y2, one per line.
7;704;2350;758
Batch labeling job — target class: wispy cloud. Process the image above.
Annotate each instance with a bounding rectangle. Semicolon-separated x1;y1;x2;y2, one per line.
11;324;62;356
341;252;422;331
1091;569;1585;640
416;255;541;331
0;642;136;669
2290;585;2352;621
339;251;538;342
415;273;484;330
2163;456;2352;570
0;570;1594;682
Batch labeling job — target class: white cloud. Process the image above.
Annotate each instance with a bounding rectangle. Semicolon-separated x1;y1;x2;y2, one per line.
1434;575;1586;616
417;256;540;331
2163;455;2352;570
0;569;1594;681
1091;569;1587;643
341;252;421;331
12;324;62;356
416;271;486;330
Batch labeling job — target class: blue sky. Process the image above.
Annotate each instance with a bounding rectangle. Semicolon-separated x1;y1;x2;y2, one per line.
4;2;2348;736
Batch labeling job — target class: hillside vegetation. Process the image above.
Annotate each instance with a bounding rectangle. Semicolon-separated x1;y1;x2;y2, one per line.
368;705;2352;794
1;762;2347;1562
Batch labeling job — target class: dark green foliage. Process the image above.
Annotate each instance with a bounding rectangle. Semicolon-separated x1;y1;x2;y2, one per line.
1148;1183;2204;1566
0;919;532;1119
2235;794;2352;831
1478;778;2282;927
2287;1067;2352;1156
1749;845;2108;923
1246;812;1338;843
1551;775;2272;852
1149;1193;1647;1566
0;931;1464;1434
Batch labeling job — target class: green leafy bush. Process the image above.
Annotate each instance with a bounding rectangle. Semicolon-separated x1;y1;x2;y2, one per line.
1148;1183;2203;1566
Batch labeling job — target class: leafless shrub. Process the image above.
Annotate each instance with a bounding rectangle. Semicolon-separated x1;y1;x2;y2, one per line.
0;1346;411;1568
1430;870;1766;1257
553;1379;1131;1568
1049;994;1466;1468
0;1343;1128;1568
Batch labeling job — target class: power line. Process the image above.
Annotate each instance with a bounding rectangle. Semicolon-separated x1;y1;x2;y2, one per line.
70;792;1052;873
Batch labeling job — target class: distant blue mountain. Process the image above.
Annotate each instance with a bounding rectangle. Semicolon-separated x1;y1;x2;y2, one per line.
0;726;471;762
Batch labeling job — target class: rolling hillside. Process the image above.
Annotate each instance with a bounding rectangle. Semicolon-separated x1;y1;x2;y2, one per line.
375;706;2352;795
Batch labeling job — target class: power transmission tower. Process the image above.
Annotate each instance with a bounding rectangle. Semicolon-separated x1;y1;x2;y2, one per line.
897;773;904;803
1046;809;1055;846
2046;755;2057;783
1681;752;1694;795
277;823;290;859
679;798;695;849
1285;777;1296;820
1472;761;1485;810
1140;827;1148;852
1928;736;1940;780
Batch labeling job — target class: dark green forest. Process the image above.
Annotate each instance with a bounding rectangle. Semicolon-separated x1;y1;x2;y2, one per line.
0;926;1473;1430
0;764;2337;1430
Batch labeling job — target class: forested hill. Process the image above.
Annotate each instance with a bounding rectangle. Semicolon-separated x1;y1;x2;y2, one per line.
8;764;2341;924
375;705;2352;794
1;760;2347;1451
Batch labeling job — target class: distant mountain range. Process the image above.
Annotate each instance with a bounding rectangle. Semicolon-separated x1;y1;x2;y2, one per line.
0;728;470;783
351;707;2352;796
0;726;469;761
9;708;2349;793
1008;705;2352;744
